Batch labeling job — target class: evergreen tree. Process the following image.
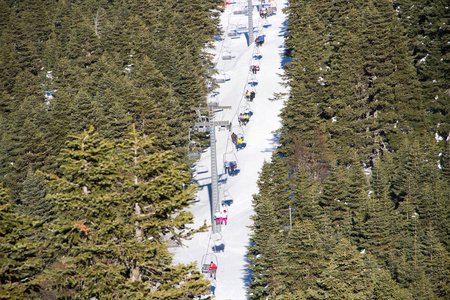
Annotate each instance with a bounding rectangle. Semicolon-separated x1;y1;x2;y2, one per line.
38;126;209;298
0;183;45;298
17;169;52;221
248;193;284;300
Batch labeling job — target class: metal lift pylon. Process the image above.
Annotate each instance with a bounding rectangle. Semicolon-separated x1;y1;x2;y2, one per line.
191;104;231;234
248;0;254;46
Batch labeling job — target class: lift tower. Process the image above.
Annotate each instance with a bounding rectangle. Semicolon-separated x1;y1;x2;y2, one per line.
191;104;231;233
248;0;254;45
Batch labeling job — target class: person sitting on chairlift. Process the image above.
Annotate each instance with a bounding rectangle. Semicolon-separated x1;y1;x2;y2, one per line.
214;210;221;225
208;261;218;279
243;113;250;125
229;161;236;174
231;132;237;145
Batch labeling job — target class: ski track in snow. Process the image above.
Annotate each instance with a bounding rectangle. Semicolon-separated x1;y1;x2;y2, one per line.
172;1;288;299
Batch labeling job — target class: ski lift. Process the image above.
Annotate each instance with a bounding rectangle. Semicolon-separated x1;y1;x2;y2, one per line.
236;23;248;34
233;6;246;14
244;83;257;98
240;102;254;116
230;124;245;150
222;49;235;60
223;151;239;175
213;69;230;83
188;141;202;158
248;74;258;87
187;128;202;158
201;253;218;274
193;115;209;133
227;24;238;37
252;48;262;60
211;232;225;252
221;188;234;207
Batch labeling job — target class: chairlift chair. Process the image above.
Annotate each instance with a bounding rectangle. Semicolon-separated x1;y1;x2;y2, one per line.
211;232;225;252
193;115;209;133
237;23;248;34
230;124;244;148
223;151;238;175
188;141;202;158
222;50;235;60
248;75;258;87
227;24;238;37
240;102;253;115
220;189;233;207
213;69;230;83
233;6;246;14
201;253;218;274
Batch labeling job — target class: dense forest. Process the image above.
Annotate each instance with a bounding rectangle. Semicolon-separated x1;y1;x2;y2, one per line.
1;0;449;299
247;0;449;299
0;0;222;298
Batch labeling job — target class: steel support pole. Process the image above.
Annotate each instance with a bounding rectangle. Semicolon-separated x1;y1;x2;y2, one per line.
210;125;221;234
248;0;253;45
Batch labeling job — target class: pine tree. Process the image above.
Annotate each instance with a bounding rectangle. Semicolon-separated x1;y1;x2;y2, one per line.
279;0;332;156
0;183;45;298
38;126;209;298
280;220;327;297
17;169;53;221
248;194;285;300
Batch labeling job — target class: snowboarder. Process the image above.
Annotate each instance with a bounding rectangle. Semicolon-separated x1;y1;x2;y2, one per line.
208;261;218;279
221;209;228;225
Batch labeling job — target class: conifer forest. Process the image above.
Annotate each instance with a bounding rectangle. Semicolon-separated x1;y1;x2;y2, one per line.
0;0;449;299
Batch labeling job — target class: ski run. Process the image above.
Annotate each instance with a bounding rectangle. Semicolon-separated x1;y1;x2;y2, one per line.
172;1;289;299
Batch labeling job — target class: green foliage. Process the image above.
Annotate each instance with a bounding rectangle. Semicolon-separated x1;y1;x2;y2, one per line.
249;0;449;298
34;126;209;298
0;183;45;298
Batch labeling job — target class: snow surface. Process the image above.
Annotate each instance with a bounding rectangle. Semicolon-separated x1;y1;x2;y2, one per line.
171;1;288;299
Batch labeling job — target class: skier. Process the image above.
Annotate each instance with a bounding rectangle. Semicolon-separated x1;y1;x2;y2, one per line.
238;113;244;125
208;261;218;279
243;113;250;125
250;91;256;101
221;209;228;225
231;132;237;145
256;35;264;47
237;137;243;150
229;161;236;174
245;90;250;99
214;210;221;225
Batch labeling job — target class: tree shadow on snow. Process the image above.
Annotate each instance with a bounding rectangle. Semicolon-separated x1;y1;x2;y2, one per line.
260;132;281;153
241;250;254;293
278;20;287;37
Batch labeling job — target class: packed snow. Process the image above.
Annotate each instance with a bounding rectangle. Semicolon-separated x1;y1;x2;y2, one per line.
171;1;288;299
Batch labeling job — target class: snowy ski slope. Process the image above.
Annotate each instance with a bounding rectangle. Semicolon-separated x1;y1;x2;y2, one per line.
172;1;288;298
